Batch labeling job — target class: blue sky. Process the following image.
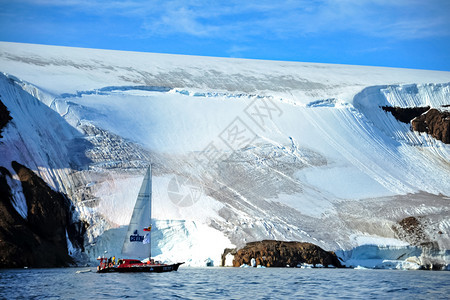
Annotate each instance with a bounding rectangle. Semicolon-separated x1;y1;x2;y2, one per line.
1;0;449;71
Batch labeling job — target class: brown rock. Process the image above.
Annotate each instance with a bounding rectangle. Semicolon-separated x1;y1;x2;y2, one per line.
392;216;438;249
381;105;450;144
0;162;85;268
411;108;450;144
0;98;12;139
230;240;342;268
381;106;430;124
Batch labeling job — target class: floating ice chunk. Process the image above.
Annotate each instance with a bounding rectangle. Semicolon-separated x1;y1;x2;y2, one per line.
205;258;214;267
375;260;421;270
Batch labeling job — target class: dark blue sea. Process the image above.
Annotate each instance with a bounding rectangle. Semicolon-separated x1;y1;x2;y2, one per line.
0;267;449;299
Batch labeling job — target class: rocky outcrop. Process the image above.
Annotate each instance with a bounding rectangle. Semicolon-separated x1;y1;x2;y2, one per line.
0;98;12;138
411;109;450;144
391;216;450;270
392;216;438;249
381;106;450;144
221;248;237;267
0;161;86;268
382;106;430;124
229;240;342;268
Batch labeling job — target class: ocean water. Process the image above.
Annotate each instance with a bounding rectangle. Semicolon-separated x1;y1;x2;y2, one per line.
0;267;449;299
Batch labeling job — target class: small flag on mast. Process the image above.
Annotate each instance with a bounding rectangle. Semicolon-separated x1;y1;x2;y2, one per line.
143;225;152;232
143;233;151;244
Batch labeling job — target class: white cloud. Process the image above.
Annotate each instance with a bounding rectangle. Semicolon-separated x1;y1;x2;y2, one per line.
141;6;221;37
11;0;450;40
226;45;252;58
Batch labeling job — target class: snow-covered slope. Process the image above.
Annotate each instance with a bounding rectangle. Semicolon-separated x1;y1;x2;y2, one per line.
1;42;449;104
0;42;449;268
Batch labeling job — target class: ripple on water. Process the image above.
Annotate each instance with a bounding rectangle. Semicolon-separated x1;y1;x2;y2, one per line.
1;268;449;300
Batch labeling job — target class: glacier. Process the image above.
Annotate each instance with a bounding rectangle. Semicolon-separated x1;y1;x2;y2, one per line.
0;42;449;268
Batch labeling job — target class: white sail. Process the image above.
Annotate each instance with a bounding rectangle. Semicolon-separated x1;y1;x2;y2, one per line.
121;166;152;260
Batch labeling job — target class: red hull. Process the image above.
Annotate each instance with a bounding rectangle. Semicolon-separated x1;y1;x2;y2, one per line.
97;259;183;273
97;262;183;273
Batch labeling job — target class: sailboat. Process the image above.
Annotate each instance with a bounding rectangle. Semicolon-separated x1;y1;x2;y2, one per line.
97;166;184;273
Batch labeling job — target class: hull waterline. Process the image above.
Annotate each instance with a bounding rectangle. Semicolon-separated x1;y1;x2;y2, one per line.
97;262;184;273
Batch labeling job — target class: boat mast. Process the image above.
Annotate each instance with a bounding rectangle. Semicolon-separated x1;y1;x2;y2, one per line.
148;164;152;258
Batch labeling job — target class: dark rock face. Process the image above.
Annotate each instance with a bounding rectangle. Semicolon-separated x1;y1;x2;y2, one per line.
411;109;450;144
0;98;12;138
392;216;438;249
0;162;85;268
230;240;342;268
395;216;427;245
381;106;450;144
221;248;237;266
381;106;430;124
